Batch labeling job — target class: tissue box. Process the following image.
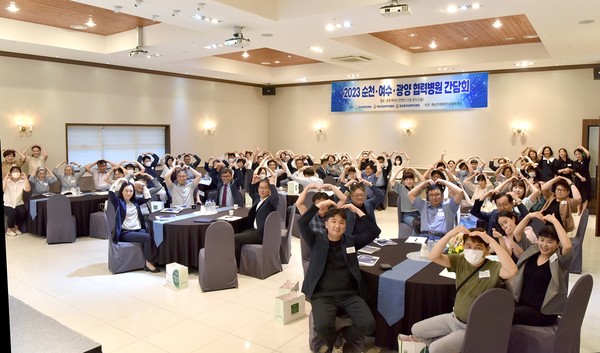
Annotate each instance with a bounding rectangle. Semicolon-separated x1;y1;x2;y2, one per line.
151;201;165;212
166;262;188;289
287;181;299;195
275;291;306;324
279;280;300;295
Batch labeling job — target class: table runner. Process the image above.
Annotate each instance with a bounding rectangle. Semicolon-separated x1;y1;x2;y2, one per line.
151;206;234;247
377;258;430;326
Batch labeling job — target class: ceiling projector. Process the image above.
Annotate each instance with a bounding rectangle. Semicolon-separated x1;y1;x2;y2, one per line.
129;47;149;57
224;26;250;48
380;1;411;16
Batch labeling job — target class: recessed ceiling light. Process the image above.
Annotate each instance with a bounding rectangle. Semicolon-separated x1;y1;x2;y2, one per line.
274;60;281;64
514;61;534;67
407;33;417;37
70;24;88;30
325;23;335;31
462;36;469;41
445;5;458;13
310;46;324;53
428;40;438;49
260;62;271;65
409;45;423;50
85;17;96;28
471;3;480;9
523;34;538;39
342;21;351;28
287;55;292;58
6;2;19;12
578;19;595;25
241;51;249;58
492;19;503;28
505;36;515;40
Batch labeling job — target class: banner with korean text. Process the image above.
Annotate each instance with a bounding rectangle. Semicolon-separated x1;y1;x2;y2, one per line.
331;72;488;112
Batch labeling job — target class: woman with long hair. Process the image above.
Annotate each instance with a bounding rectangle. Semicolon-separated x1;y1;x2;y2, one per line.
573;145;591;215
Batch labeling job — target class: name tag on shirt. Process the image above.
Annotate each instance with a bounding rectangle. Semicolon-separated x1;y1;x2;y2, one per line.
436;209;444;216
561;200;567;205
550;253;558;263
346;246;356;254
478;270;490;278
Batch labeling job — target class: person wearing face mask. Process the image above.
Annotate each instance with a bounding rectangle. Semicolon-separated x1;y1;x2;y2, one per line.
28;166;58;196
402;226;517;353
54;161;85;194
3;166;31;236
508;213;572;326
137;152;160;179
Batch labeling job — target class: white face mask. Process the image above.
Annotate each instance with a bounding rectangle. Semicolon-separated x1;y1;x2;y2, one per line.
228;158;235;163
259;174;267;178
127;170;134;175
11;172;20;179
144;162;152;167
528;172;536;178
463;249;485;266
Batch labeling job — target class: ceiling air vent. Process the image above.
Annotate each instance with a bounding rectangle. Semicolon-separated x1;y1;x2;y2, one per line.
331;55;372;63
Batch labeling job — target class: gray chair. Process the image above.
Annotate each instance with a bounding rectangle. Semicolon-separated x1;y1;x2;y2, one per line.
88;200;110;239
280;204;296;264
198;221;238;292
308;310;357;353
569;209;589;274
508;273;593;353
277;193;287;229
528;217;545;235
322;175;337;186
462;288;515;353
396;194;414;239
46;194;76;244
239;211;283;279
106;200;145;274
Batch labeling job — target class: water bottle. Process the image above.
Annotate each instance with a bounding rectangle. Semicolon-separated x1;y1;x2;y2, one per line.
427;236;435;254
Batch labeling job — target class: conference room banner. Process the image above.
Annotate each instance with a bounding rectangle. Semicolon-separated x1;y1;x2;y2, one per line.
331;72;488;112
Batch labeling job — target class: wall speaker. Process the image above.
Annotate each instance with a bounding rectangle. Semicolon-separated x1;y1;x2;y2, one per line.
262;86;276;95
594;67;600;80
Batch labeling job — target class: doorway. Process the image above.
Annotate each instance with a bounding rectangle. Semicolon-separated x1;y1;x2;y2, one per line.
582;119;599;232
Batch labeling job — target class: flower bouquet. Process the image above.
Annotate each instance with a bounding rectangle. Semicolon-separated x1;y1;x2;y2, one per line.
447;233;464;254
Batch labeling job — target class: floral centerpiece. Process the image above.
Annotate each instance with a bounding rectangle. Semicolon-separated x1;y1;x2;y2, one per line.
447;233;464;254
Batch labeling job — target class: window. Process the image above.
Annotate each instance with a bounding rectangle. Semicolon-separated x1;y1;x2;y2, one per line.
66;124;170;164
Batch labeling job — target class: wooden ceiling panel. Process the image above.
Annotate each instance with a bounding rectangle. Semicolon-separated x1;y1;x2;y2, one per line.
371;14;540;52
215;48;321;67
0;0;155;36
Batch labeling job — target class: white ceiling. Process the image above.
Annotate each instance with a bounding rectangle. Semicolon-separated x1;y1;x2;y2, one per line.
1;0;599;85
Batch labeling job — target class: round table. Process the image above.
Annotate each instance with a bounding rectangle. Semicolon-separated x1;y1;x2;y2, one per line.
148;207;249;268
360;239;456;349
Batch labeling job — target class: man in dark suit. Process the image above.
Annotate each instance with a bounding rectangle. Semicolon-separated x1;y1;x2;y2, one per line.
233;175;279;267
215;167;244;207
316;158;329;180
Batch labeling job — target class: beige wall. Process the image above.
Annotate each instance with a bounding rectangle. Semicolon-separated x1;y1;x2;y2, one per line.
0;56;268;169
1;56;598;170
269;69;600;167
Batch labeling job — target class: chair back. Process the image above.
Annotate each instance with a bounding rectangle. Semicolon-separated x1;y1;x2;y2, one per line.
397;193;413;238
277;193;287;228
303;190;317;211
552;273;593;353
528;217;545;235
106;199;117;238
322;175;337;186
243;169;253;193
569;209;589;273
46;194;76;244
462;288;515;353
573;209;589;242
262;211;282;261
199;221;238;291
47;194;72;219
280;204;296;264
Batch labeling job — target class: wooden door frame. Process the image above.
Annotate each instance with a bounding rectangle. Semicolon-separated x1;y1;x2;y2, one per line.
582;118;599;232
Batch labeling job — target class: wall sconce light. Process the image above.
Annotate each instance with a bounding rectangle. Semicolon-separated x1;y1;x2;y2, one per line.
511;122;528;137
204;121;216;135
315;127;324;136
17;122;33;137
512;127;526;136
400;122;414;136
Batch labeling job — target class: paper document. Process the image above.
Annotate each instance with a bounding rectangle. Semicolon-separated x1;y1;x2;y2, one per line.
405;236;427;244
217;215;242;221
358;254;380;267
439;268;456;279
373;238;398;247
358;245;381;254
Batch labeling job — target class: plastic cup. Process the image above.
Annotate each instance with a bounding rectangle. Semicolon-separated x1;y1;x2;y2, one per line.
229;210;234;216
233;204;239;210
